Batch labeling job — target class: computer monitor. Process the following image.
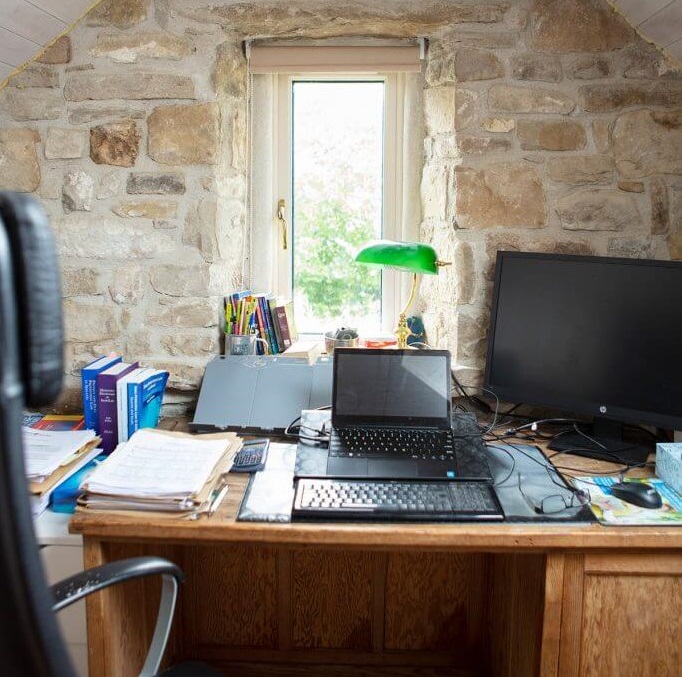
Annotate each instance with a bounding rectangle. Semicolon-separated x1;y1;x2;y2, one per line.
484;251;682;463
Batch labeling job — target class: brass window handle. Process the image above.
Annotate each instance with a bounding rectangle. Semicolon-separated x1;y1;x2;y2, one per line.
277;199;288;250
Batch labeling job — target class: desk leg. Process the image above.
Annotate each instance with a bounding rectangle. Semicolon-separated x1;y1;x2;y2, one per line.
539;554;567;677
83;539;107;677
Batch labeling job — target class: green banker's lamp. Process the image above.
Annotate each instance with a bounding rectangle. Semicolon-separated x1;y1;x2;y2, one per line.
355;240;451;349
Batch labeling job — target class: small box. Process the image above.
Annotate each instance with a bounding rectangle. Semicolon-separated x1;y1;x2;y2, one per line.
656;443;682;495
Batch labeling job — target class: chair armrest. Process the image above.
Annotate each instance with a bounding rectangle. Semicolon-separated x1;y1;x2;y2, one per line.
51;556;185;677
51;556;184;611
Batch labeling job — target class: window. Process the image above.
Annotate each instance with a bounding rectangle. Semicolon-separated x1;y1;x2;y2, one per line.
248;44;424;336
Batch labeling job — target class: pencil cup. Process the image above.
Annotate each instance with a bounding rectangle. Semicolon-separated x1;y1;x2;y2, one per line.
226;334;268;356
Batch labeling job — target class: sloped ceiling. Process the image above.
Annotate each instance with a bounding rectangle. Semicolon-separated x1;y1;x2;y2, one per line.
0;0;96;80
0;0;680;81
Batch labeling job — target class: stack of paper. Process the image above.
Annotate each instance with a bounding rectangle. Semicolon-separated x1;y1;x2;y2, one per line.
23;428;101;517
78;429;242;519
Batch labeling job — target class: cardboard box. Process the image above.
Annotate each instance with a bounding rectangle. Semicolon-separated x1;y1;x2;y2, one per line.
656;443;682;495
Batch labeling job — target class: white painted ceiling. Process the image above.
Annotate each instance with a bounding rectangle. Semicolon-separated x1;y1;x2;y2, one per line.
0;0;680;82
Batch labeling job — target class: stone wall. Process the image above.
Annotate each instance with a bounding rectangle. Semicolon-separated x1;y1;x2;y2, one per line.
0;0;680;410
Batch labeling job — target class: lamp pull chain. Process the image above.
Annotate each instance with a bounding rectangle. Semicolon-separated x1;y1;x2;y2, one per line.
276;199;288;250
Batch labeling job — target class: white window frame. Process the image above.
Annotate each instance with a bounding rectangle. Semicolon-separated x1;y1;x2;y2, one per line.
249;69;423;336
272;73;406;334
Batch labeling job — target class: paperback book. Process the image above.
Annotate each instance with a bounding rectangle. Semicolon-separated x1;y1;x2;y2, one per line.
82;355;121;432
97;361;139;454
127;369;169;438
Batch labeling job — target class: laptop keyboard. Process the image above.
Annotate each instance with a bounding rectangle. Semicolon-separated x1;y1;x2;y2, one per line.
330;427;455;461
292;478;504;521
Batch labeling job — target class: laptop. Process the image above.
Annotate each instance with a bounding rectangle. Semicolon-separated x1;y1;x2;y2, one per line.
296;348;492;480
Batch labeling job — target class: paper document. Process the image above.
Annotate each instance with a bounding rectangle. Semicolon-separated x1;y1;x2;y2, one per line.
23;428;98;481
83;429;233;499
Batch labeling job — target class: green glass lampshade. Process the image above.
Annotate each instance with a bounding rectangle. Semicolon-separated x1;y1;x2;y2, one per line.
354;240;439;275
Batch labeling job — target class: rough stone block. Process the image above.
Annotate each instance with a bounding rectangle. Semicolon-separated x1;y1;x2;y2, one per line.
64;72;195;101
45;128;88;159
458;136;511;156
651;178;669;235
580;83;681;112
36;36;72;64
489;84;575;114
453;48;503;82
517;120;586;151
63;172;94;213
151;298;215;327
90;121;140;167
68;105;146;124
530;0;631;53
184;198;221;262
161;334;218;357
556;189;639;231
0;89;62;121
618;181;644;193
7;65;58;89
64;300;118;343
510;53;561;82
612;109;682;179
113;200;178;219
148;103;221;165
96;170;126;199
127;172;186;195
592;119;612;152
456;163;546;229
0;128;40;192
87;0;150;28
62;268;100;297
150;264;211;296
213;41;247;98
109;265;147;304
608;239;657;259
90;30;195;63
547;156;614;184
54;215;175;259
481;117;515;133
424;87;455;135
568;56;611;80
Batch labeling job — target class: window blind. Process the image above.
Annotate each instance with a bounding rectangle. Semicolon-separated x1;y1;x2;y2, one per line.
247;44;422;74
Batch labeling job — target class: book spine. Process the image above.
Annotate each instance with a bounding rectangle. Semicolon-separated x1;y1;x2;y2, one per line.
117;378;130;444
283;301;298;343
269;298;284;349
82;356;121;432
274;306;292;350
97;364;137;454
138;372;169;430
260;297;280;354
128;382;140;438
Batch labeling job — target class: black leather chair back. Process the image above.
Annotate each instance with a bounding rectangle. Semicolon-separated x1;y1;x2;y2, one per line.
0;192;76;677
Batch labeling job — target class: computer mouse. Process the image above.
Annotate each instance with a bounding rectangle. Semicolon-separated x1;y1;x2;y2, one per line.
610;481;662;509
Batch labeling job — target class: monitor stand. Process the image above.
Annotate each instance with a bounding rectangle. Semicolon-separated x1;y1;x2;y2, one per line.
547;416;651;465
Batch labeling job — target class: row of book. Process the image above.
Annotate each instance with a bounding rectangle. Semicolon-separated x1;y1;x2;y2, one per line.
225;291;298;355
82;355;169;454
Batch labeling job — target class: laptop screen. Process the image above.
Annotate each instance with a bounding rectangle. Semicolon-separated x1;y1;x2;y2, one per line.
332;349;452;428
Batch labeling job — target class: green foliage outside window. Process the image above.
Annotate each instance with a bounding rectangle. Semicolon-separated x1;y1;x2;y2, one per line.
294;196;380;319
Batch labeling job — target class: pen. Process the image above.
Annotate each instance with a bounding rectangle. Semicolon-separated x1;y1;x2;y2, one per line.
208;482;229;517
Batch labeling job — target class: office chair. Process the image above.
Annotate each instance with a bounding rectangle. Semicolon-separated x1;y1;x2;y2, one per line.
0;192;221;677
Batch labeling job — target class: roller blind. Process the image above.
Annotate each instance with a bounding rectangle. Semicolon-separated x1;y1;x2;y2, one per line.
247;44;422;74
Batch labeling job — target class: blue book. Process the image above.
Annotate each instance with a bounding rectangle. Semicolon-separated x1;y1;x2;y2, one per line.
127;369;169;437
81;355;121;433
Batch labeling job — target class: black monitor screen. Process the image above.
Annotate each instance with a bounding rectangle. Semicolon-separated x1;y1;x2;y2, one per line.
332;349;451;427
484;252;682;431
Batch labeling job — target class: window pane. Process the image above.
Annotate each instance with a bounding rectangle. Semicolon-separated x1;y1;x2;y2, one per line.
292;80;383;335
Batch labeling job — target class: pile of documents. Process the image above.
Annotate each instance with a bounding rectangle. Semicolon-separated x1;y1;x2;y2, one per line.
78;428;242;519
24;427;101;517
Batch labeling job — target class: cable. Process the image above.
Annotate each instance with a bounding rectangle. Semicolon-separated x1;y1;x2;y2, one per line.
486;443;516;487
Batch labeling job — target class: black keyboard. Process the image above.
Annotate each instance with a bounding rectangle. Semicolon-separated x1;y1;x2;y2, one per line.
292;478;504;522
330;427;455;461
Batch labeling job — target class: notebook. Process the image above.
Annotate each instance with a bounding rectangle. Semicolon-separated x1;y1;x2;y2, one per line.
296;348;492;481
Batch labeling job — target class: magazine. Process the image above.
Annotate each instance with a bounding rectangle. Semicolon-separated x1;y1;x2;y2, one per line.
573;477;682;526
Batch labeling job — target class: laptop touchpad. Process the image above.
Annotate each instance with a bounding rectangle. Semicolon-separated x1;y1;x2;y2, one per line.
368;460;416;478
327;457;369;476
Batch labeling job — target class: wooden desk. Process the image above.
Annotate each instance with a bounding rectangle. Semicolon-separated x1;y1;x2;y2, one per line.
70;448;681;677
